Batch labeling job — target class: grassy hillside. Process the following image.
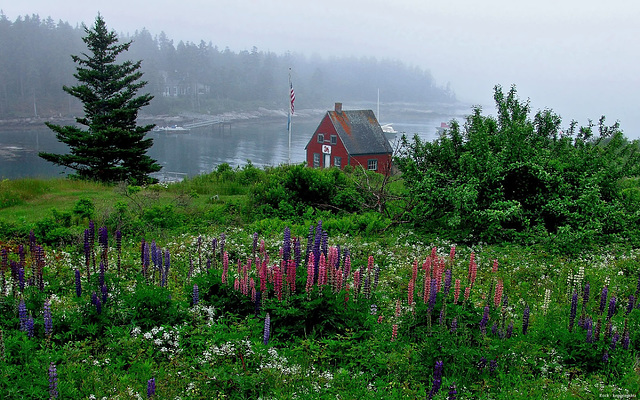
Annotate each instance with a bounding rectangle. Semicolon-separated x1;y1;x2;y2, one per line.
0;169;639;398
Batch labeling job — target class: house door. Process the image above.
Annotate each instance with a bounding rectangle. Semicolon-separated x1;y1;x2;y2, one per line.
324;154;331;168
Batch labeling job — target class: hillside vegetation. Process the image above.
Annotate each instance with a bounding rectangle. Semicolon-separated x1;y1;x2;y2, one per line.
1;88;640;398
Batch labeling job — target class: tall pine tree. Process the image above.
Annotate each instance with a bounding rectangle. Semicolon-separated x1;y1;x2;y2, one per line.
40;15;161;183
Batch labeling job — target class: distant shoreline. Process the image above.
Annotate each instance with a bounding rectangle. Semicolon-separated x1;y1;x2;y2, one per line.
0;108;325;130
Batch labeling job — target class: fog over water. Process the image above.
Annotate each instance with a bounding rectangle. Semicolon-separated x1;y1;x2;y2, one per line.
3;0;639;137
0;105;463;180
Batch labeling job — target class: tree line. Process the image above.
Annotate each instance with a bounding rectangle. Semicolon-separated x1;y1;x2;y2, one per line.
0;13;455;119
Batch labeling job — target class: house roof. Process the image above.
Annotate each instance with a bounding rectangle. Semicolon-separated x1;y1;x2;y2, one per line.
326;109;393;155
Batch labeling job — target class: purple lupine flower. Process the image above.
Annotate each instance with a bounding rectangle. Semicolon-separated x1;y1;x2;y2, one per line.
75;269;82;297
18;298;28;332
607;296;616;320
428;278;437;312
602;351;609;362
622;329;630;350
480;305;490;335
321;230;329;259
627;295;635;315
49;362;58;399
147;377;156;398
611;332;620;352
522;305;530;335
599;286;608;316
491;322;498;336
586;318;593;343
489;359;498;374
101;284;108;304
193;284;199;306
283;227;291;262
294;237;301;268
263;313;271;345
443;269;452;296
44;299;52;336
428;360;444;399
26;315;34;337
448;384;457;400
506;321;513;338
18;244;25;267
636;271;640;297
569;291;578;332
151;241;158;267
252;232;259;256
18;267;25;292
98;226;108;251
91;292;101;314
582;282;590;308
450;318;457;334
115;230;122;271
477;356;487;372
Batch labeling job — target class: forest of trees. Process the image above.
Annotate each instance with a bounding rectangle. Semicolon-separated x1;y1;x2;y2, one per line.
0;13;456;119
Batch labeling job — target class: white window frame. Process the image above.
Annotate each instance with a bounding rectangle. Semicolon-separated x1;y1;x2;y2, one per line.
313;153;320;168
367;159;378;171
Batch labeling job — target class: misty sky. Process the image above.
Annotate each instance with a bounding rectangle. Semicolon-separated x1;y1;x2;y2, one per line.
4;1;640;137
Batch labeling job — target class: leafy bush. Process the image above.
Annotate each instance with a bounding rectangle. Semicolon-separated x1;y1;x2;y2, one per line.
396;85;640;251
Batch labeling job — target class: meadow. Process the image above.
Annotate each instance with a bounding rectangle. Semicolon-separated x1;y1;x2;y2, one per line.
1;166;639;399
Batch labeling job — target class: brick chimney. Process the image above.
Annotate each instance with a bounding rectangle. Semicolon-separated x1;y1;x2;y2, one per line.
334;102;342;113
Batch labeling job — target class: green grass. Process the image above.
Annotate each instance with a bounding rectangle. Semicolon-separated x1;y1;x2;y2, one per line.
0;174;639;398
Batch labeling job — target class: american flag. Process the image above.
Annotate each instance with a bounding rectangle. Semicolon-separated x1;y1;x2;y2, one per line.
289;81;295;115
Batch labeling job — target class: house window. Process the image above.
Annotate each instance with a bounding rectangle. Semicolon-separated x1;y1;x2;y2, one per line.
330;135;337;145
313;153;320;168
367;159;378;171
317;133;324;143
334;156;341;168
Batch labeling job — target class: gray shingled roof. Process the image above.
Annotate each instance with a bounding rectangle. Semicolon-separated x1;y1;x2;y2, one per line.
327;109;393;155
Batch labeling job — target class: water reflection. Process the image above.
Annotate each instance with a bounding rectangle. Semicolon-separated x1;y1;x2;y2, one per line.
0;112;456;180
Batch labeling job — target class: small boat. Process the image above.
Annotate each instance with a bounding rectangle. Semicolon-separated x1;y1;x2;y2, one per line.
381;123;397;134
153;125;190;132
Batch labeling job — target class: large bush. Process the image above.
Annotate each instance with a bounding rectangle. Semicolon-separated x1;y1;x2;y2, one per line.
395;85;640;249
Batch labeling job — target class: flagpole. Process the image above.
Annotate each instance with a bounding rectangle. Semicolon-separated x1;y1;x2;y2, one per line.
288;68;292;165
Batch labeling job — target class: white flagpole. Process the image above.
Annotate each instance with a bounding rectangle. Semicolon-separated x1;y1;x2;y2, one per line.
288;68;292;165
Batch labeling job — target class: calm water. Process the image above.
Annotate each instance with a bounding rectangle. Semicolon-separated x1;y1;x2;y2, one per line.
0;111;460;180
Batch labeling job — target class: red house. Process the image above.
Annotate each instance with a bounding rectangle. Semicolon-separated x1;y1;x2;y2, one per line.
305;103;393;174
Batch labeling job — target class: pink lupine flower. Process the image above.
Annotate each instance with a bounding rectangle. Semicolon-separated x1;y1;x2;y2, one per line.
368;255;374;274
492;259;498;273
464;286;471;302
494;280;503;308
391;324;398;341
449;245;456;263
395;299;402;317
274;265;283;301
287;259;297;292
318;253;327;286
305;253;315;293
468;253;477;287
423;257;432;276
354;269;361;294
378;315;384;323
234;277;240;291
423;275;431;304
454;279;461;303
408;279;415;306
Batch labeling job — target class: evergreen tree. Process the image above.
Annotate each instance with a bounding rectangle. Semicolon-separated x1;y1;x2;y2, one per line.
39;15;161;183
